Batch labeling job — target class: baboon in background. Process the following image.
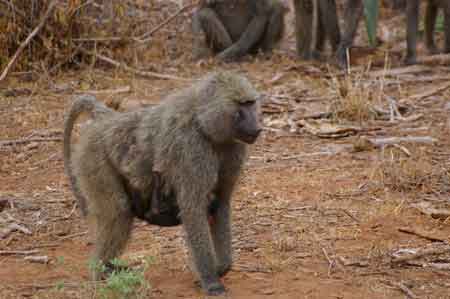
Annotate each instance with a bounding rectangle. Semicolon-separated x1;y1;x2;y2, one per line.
335;0;364;68
64;71;262;296
292;0;364;67
292;0;341;60
192;0;286;61
329;0;449;67
406;0;450;64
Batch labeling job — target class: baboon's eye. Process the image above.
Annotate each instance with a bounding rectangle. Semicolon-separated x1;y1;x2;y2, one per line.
240;100;255;106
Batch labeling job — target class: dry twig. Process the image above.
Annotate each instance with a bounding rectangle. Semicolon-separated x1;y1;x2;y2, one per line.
0;1;57;82
81;49;188;81
392;245;450;263
138;3;197;42
0;250;39;256
24;255;49;264
367;136;437;147
403;81;450;102
0;137;62;147
392;281;419;299
398;227;446;243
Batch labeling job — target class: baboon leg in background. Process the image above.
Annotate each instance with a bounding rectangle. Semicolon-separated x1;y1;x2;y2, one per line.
293;0;314;60
318;0;340;52
443;3;450;54
336;0;364;68
405;0;420;65
425;1;440;54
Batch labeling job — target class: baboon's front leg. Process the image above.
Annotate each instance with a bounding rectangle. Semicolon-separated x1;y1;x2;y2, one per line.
180;199;224;296
210;198;232;277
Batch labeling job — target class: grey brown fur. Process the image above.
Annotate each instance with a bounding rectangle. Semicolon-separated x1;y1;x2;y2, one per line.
63;94;116;216
63;72;262;296
406;0;450;64
335;0;364;68
192;0;286;61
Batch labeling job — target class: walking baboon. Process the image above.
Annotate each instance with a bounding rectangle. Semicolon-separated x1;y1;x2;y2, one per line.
293;0;341;60
63;94;116;216
192;0;286;61
64;71;262;296
406;0;450;64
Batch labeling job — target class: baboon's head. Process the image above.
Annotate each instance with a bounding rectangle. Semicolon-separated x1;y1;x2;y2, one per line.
196;72;262;145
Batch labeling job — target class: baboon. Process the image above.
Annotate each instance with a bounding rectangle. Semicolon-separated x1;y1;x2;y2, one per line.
293;0;341;60
192;0;286;61
64;95;182;227
63;94;116;216
406;0;450;64
335;0;364;68
292;0;364;67
333;0;450;67
63;71;262;296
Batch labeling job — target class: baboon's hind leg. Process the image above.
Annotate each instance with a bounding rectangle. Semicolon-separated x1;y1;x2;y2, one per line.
444;4;450;53
82;165;134;280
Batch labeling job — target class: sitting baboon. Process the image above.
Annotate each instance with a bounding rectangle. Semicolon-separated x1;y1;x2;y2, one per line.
293;0;341;60
64;71;262;296
406;0;450;64
192;0;286;61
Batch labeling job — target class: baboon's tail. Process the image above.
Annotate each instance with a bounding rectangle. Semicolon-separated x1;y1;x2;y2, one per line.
63;95;114;216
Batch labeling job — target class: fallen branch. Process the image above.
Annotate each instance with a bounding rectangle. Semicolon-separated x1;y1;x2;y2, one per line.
366;136;437;148
81;49;188;81
0;250;39;256
297;111;332;120
0;137;62;147
24;255;49;264
392;245;450;263
0;1;57;82
233;263;272;273
138;3;196;42
75;86;131;94
58;231;87;241
370;65;430;78
417;53;450;65
402;81;450;102
398;227;446;243
391;281;419;299
1;223;32;238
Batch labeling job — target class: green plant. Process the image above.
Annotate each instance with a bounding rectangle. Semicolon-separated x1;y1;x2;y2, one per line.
363;0;379;47
435;13;445;32
93;258;151;299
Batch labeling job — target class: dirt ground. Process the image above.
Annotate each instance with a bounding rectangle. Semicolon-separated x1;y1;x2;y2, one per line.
1;2;450;299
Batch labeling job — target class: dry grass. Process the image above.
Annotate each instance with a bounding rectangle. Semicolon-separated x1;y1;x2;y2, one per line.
0;0;185;74
374;148;450;193
328;72;383;123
